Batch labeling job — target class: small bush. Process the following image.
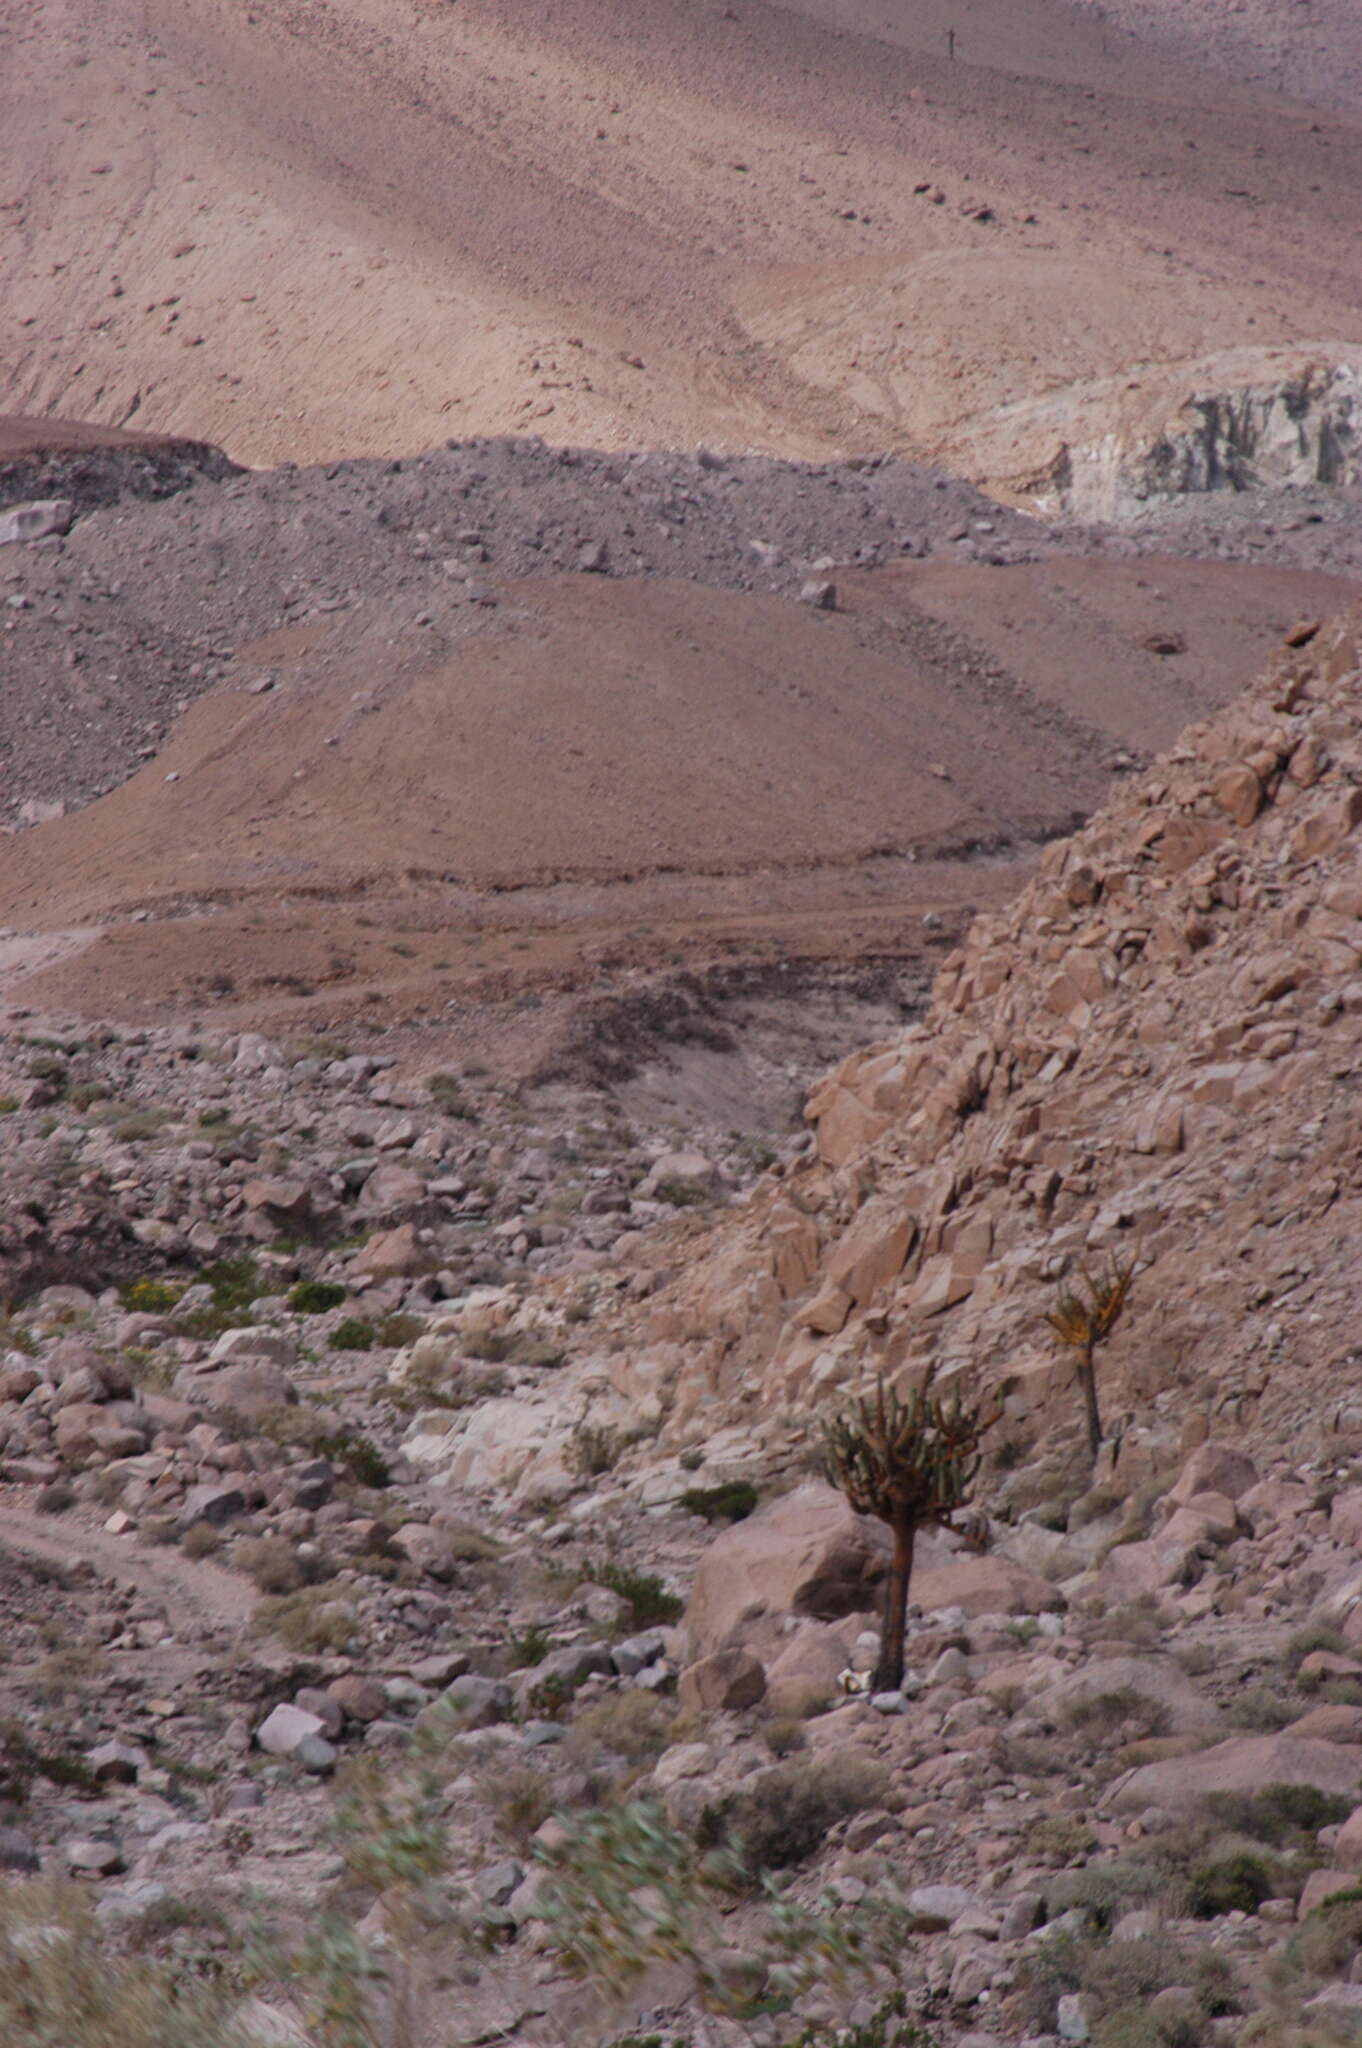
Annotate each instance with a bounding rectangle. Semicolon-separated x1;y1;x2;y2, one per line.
331;1317;375;1351
1202;1784;1352;1848
463;1330;513;1363
568;1419;622;1479
1225;1685;1298;1733
288;1280;346;1314
236;1535;313;1595
439;1523;504;1564
1;1722;101;1798
1284;1625;1349;1675
701;1753;890;1881
1029;1814;1098;1866
120;1277;185;1313
1271;1891;1362;1992
1045;1860;1165;1931
1062;1688;1171;1744
173;1255;263;1336
534;1797;896;2018
1019;1928;1238;2040
679;1481;759;1524
34;1480;76;1515
427;1072;475;1118
652;1178;711;1208
563;1693;675;1770
1187;1851;1276;1918
584;1561;682;1629
179;1524;221;1561
313;1429;390;1489
477;1761;554;1850
0;1880;241;2045
508;1625;552;1669
254;1586;355;1653
377;1312;425;1349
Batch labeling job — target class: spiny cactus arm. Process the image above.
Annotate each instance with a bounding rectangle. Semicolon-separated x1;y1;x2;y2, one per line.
822;1377;988;1530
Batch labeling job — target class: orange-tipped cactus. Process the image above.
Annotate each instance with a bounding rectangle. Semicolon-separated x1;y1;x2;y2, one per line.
1045;1248;1139;1460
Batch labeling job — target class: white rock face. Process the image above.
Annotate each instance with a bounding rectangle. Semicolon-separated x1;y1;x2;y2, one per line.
0;499;73;546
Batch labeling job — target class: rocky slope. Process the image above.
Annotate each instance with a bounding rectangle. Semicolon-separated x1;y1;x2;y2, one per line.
538;600;1357;1506
4;600;1362;2048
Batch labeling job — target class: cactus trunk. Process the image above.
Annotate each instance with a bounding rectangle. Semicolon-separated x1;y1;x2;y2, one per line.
874;1514;916;1693
1079;1338;1103;1459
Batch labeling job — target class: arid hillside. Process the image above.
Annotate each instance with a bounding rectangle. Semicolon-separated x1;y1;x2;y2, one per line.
608;604;1362;1488
4;0;1361;500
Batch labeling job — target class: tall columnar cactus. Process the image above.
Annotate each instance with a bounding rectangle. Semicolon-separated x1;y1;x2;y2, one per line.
1045;1249;1138;1462
823;1376;985;1694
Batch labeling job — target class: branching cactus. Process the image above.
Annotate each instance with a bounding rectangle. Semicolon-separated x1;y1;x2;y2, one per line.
1045;1248;1138;1461
823;1376;986;1694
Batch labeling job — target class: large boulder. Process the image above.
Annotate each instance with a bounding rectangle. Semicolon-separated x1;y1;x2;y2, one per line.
1107;1735;1362;1815
1037;1656;1221;1736
910;1551;1062;1620
678;1649;768;1714
1166;1442;1258;1507
685;1481;889;1660
763;1623;855;1718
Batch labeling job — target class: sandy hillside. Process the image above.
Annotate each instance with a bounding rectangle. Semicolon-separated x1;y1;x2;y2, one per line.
2;542;1357;1040
3;0;1360;490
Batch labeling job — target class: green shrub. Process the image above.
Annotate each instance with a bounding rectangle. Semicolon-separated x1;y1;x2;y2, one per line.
1271;1892;1362;1992
1284;1625;1349;1674
1;1722;101;1798
477;1761;554;1850
1045;1860;1166;1931
426;1072;475;1118
1019;1929;1238;2040
1201;1784;1352;1847
173;1255;263;1336
376;1311;425;1349
584;1560;682;1629
313;1429;390;1489
700;1753;889;1882
534;1798;898;2018
1225;1685;1298;1733
253;1586;355;1653
1187;1851;1276;1918
331;1317;375;1352
0;1881;242;2046
1061;1688;1171;1743
563;1692;675;1770
235;1535;314;1596
679;1481;759;1524
568;1418;622;1479
288;1280;346;1314
652;1178;712;1208
1029;1814;1098;1866
508;1625;551;1669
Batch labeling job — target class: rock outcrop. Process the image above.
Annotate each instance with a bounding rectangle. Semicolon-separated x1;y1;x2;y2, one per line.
638;605;1362;1492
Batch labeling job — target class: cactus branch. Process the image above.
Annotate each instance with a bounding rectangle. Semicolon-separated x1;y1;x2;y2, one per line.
823;1376;986;1692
